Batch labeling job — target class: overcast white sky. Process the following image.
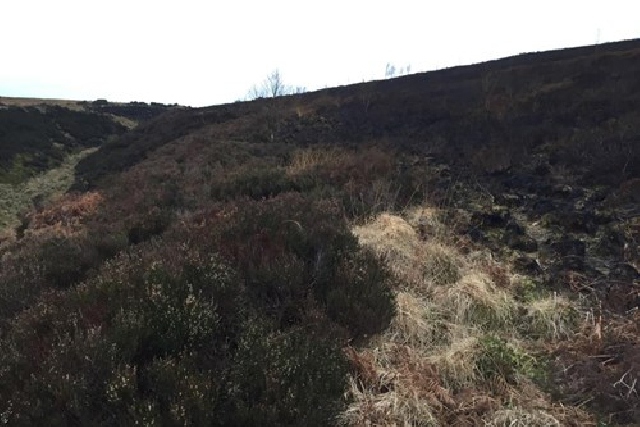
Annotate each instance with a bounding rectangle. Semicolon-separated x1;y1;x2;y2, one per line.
1;1;638;107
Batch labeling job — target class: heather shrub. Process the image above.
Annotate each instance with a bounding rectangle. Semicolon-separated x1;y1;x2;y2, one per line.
0;253;241;425
1;189;396;425
215;194;396;338
0;261;44;323
223;319;349;426
37;237;98;289
126;207;174;244
109;262;225;364
0;240;362;425
324;248;396;339
210;167;318;201
0;231;128;324
87;229;129;261
0;240;89;323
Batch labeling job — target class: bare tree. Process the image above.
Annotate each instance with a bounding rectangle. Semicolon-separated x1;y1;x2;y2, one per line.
385;63;396;78
246;69;306;100
266;69;285;97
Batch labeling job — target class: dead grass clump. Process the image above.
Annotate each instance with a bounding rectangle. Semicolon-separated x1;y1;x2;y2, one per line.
286;146;395;185
341;344;450;427
519;295;578;341
490;399;597;427
429;336;481;392
353;213;419;249
485;408;561;426
339;384;440;427
345;209;597;426
388;291;450;348
286;147;346;176
421;242;463;287
433;272;514;331
352;213;425;286
352;212;465;291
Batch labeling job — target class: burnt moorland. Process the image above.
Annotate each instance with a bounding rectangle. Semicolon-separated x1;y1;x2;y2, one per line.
1;39;639;425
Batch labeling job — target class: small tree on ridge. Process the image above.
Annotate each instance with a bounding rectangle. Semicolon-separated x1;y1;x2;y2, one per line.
247;69;306;100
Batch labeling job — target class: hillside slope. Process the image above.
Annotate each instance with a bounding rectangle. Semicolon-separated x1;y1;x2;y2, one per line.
0;105;125;184
0;98;185;239
76;39;640;190
1;39;639;425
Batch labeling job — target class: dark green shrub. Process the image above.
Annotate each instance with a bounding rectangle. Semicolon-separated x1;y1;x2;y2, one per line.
127;208;173;244
110;258;236;364
324;249;396;339
134;354;221;426
0;192;396;426
243;251;309;327
210;167;318;201
0;253;241;425
216;194;395;338
224;318;349;426
475;335;537;384
87;229;129;261
0;230;128;325
38;237;96;289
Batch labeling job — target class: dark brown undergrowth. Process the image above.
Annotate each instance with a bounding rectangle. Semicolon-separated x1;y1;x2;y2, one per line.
551;306;640;425
0;192;395;425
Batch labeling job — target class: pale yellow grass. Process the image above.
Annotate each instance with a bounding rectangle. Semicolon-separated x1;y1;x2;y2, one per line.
342;207;591;426
387;291;448;348
427;336;482;390
432;272;514;329
485;407;561;426
340;378;440;427
353;213;424;287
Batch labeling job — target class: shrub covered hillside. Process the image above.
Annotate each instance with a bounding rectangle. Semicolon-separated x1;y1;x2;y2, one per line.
0;99;184;243
0;97;186;187
0;147;404;425
1;39;640;426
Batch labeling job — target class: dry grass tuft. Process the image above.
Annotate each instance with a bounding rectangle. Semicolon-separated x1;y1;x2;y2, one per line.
520;295;577;341
353;213;425;288
341;344;450;427
388;291;449;348
428;336;481;391
286;147;347;176
433;272;514;330
485;408;561;426
354;213;419;247
420;242;463;287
